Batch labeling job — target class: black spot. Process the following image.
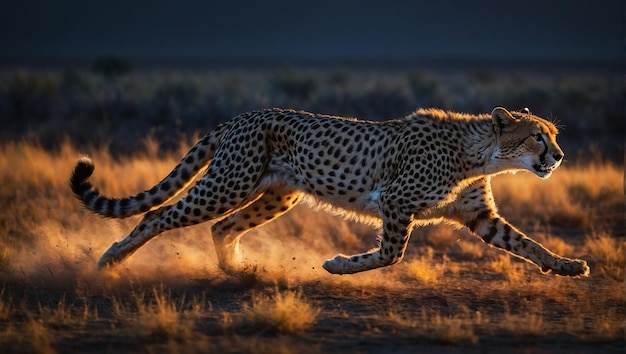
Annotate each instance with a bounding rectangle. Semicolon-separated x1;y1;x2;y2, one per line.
482;226;498;244
468;210;491;232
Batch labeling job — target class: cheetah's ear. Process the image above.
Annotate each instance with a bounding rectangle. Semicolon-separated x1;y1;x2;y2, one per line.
491;107;518;135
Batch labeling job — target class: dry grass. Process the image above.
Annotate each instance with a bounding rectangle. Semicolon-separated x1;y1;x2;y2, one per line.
537;232;576;257
113;286;200;341
239;288;320;334
501;305;546;339
0;318;56;354
488;254;526;284
417;224;459;248
25;318;57;354
584;230;625;279
455;239;487;261
407;247;445;284
491;162;623;228
388;307;482;344
38;296;96;329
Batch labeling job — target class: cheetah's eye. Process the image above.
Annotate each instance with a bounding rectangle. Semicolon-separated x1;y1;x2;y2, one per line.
530;133;542;141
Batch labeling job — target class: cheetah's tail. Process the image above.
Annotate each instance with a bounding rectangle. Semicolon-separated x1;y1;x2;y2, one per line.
70;133;217;218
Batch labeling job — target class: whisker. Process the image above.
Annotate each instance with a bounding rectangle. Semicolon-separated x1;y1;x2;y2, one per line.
549;113;565;131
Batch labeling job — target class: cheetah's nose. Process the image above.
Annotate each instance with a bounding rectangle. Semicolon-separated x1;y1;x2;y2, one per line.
553;153;563;162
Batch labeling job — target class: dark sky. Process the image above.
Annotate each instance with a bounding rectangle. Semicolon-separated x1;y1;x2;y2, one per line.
0;0;622;61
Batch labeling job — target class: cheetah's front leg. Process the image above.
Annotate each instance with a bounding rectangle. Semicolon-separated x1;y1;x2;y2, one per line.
323;212;412;274
466;210;589;277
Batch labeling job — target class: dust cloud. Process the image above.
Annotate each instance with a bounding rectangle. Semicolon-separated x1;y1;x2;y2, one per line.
7;203;413;294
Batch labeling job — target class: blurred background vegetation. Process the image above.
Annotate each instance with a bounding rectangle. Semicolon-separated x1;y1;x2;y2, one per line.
0;58;622;163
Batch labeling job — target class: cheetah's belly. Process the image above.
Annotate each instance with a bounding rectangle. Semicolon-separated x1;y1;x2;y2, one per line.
265;154;382;219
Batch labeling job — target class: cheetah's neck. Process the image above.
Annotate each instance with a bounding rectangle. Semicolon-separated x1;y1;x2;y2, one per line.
458;118;500;177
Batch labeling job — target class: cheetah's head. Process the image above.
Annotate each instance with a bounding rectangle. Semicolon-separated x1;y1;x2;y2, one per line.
491;107;564;179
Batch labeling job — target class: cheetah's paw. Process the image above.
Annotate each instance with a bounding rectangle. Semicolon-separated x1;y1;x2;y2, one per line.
322;255;351;275
97;242;124;269
544;258;590;277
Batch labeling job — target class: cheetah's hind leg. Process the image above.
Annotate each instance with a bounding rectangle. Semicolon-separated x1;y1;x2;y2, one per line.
211;185;301;275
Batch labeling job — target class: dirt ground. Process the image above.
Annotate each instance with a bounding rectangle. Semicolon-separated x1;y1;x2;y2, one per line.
1;222;623;354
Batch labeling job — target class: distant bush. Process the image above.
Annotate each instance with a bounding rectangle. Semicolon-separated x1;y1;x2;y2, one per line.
271;67;320;101
1;71;59;132
91;56;135;78
0;66;622;160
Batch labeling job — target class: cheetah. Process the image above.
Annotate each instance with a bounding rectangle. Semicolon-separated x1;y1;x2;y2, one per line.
71;107;590;277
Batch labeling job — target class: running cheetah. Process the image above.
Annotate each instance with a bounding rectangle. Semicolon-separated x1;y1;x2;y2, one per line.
70;107;590;277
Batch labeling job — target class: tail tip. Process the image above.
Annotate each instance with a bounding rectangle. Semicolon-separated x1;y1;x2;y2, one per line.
74;156;95;177
70;156;95;195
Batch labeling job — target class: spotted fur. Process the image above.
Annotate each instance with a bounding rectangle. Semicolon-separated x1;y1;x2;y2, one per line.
70;107;589;277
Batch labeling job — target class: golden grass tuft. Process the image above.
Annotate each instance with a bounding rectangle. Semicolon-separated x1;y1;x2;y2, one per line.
501;305;546;339
489;253;512;273
25;318;56;354
537;233;576;258
388;307;481;344
0;318;56;354
584;230;625;279
489;254;529;284
114;286;199;341
242;288;320;334
455;239;486;260
38;296;96;329
407;247;445;284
